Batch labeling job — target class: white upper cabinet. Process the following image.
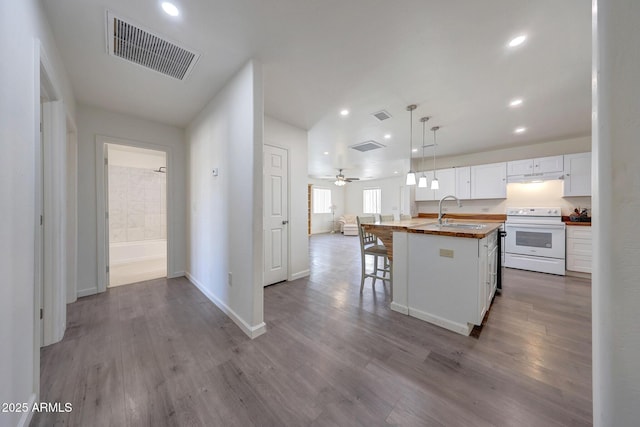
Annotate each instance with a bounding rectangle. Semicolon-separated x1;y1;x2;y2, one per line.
507;159;534;176
563;152;591;197
471;162;507;199
455;167;471;199
433;168;456;201
535;155;564;174
507;155;563;179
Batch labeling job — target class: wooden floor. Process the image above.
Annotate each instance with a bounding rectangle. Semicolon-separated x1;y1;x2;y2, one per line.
34;233;592;426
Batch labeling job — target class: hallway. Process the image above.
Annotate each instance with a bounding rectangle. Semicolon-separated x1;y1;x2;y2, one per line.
34;234;592;426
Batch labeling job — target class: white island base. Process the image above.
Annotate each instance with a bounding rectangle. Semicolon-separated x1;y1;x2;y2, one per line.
391;227;498;336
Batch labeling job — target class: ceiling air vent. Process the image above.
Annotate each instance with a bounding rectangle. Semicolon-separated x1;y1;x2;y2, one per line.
350;140;386;152
106;11;200;80
372;110;392;121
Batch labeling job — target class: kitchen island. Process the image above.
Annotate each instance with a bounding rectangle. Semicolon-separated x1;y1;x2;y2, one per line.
391;221;501;335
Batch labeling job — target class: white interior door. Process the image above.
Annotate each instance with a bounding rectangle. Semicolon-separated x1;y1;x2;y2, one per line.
264;145;288;286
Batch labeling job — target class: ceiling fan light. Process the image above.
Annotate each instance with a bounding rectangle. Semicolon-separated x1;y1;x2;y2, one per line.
418;176;428;188
430;178;440;190
406;172;416;186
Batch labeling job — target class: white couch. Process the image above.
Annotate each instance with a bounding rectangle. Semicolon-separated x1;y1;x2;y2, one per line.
338;215;358;236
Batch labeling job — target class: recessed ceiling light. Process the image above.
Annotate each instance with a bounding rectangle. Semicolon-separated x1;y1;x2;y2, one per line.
323;151;329;155
509;98;523;107
514;127;527;134
508;35;527;48
412;148;418;152
161;2;180;16
340;109;349;116
394;171;399;174
384;134;392;139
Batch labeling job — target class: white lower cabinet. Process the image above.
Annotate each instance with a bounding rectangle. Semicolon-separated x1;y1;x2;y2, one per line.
566;226;592;273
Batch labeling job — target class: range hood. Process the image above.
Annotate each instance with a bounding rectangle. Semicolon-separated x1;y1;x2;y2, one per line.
507;172;565;183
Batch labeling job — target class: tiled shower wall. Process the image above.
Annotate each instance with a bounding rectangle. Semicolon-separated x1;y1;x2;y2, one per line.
108;165;166;243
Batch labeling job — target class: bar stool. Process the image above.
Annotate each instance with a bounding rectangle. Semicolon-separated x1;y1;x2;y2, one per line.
357;216;391;293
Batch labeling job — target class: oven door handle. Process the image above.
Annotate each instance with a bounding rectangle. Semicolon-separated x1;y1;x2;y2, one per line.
505;224;566;230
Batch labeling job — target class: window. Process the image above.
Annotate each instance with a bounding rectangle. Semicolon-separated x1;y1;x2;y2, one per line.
312;188;332;213
363;188;381;214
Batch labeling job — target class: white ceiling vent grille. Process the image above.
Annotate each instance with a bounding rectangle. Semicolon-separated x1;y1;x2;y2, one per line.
372;110;392;121
106;11;200;80
350;140;386;152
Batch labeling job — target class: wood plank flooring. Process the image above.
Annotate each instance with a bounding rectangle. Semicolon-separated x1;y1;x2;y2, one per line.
33;233;592;426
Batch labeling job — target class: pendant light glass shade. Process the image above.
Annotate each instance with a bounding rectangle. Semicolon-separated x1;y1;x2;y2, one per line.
418;176;428;187
430;178;439;190
406;104;417;186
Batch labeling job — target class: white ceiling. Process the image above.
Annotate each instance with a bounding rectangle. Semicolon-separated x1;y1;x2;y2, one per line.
42;0;591;182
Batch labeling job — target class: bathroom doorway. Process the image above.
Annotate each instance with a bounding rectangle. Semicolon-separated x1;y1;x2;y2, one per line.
106;143;167;287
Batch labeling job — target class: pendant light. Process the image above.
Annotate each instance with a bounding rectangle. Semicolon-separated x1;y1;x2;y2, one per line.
418;116;430;188
405;104;417;186
430;126;441;190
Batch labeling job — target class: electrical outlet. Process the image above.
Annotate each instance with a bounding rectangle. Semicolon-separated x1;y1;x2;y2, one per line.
228;272;232;286
212;168;219;176
439;248;454;258
481;208;489;212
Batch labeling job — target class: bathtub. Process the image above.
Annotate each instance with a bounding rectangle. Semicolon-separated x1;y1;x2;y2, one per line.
109;239;166;265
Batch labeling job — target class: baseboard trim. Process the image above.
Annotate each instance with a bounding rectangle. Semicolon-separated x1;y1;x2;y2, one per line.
77;287;97;298
390;302;409;315
17;393;37;427
186;272;267;339
290;269;310;281
408;307;473;336
167;271;185;279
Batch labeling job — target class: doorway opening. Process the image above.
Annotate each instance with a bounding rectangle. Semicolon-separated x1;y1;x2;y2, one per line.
106;143;167;287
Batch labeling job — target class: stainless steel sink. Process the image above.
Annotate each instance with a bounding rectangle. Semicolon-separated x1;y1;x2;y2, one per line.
438;222;486;230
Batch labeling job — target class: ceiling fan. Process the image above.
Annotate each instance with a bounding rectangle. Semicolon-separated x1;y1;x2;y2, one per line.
334;169;360;186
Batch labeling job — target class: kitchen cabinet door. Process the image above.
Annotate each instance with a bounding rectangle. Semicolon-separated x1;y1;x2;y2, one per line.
455;167;471;199
470;162;507;199
507;159;533;176
534;155;563;174
563;152;591;197
414;170;435;201
433;168;456;201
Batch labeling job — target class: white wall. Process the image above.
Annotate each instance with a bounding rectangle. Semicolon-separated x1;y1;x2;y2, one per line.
593;1;640;424
344;176;406;218
0;1;75;426
76;104;186;297
308;178;345;234
264;117;310;280
186;61;265;338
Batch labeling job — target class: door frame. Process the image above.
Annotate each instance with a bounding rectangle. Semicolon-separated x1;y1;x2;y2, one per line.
263;143;290;285
95;135;174;293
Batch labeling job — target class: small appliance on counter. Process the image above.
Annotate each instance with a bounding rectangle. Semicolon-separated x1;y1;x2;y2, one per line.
569;207;591;222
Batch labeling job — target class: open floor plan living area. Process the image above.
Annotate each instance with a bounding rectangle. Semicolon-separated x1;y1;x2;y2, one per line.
2;1;639;426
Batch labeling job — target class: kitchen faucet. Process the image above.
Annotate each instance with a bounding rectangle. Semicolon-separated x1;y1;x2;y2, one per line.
438;195;462;225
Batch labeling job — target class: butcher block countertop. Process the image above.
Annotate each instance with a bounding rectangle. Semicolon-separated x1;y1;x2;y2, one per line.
408;221;502;239
562;216;592;226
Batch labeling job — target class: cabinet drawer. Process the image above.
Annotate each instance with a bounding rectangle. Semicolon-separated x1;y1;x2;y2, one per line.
567;226;592;239
567;237;592;257
567;254;592;273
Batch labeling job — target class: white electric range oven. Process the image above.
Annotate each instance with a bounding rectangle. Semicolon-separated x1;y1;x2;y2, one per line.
504;207;566;275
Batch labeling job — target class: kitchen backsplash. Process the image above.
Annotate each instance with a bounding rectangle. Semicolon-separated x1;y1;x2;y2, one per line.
417;180;591;216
